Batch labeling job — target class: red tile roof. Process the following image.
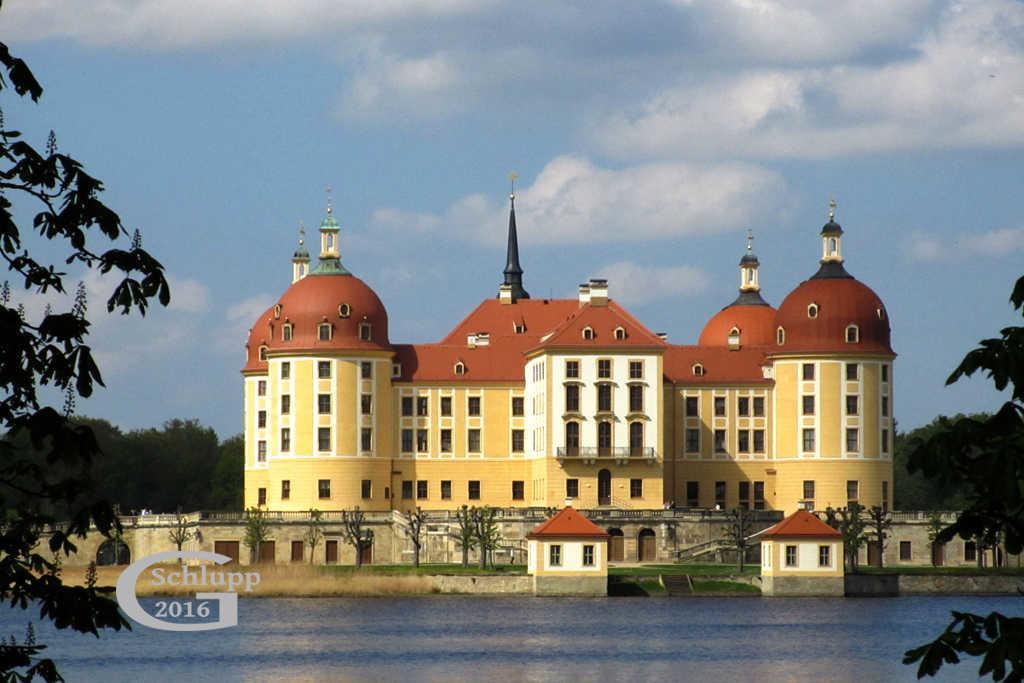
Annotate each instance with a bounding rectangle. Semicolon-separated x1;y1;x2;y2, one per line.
529;300;667;352
762;510;842;538
440;298;580;346
526;507;609;539
663;346;771;385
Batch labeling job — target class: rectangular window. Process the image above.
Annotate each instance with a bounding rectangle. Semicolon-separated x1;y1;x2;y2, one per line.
360;394;372;416
597;359;611;379
629;385;643;412
846;363;858;381
468;480;481;500
258;487;266;506
714;481;726;508
964;541;977;562
318;394;331;414
280;428;291;452
281;394;291;415
714;396;726;416
685;429;700;453
511;429;525;453
257;440;266;463
401;480;413;500
440;396;452;416
629;360;643;379
257;380;266;396
846;428;859;452
566;478;579;498
281;480;290;500
882;396;889;417
257;410;266;428
881;364;889;382
360;361;372;379
686;481;699;507
847;480;859;503
318;479;330;499
754;481;765;510
416;429;428;452
583;545;595;567
467;396;481;416
630;478;643;499
753;396;765;416
802;395;815;415
738;430;750;453
468;429;481;452
318;361;331;379
881;429;890;452
361;479;372;499
441;480;452;500
549;545;562;567
846;395;858;415
565;385;580;413
565;360;579;379
738;481;750;508
317;428;330;451
597;384;612;412
512;480;524;500
714;429;726;453
803;480;815;501
802;363;815;381
685;396;699;416
882;481;889;512
401;429;413;452
361;427;372;452
281;361;290;379
401;396;413;416
753;429;765;453
785;545;798;567
802;428;815;451
416;480;428;499
819;545;831;567
416;396;429;416
900;541;912;561
738;397;750;416
440;429;452;453
318;324;331;341
512;397;524;416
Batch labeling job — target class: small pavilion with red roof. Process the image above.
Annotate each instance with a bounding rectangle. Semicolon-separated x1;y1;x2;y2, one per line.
526;507;609;596
760;509;845;596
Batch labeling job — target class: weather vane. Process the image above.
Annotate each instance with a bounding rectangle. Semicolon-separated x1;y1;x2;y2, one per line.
298;221;305;246
509;171;518;200
326;185;333;215
828;197;837;221
746;228;754;252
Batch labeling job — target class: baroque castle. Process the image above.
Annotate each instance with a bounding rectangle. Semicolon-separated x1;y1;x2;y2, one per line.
243;194;895;517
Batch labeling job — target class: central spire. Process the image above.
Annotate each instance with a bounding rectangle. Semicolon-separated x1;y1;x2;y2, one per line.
501;172;529;302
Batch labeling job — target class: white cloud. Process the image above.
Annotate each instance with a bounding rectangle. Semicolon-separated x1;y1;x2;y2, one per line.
215;294;275;354
371;156;789;245
165;277;211;313
593;261;709;306
905;227;1024;262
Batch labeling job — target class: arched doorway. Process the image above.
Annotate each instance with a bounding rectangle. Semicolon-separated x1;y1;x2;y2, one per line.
607;528;624;562
96;539;130;566
637;528;656;562
597;469;612;506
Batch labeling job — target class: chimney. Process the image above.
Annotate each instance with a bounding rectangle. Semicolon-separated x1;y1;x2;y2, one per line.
588;278;608;306
498;284;513;305
656;332;668;341
577;283;591;306
467;334;477;349
475;332;490;347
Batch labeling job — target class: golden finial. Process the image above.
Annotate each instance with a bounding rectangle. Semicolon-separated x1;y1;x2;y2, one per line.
828;196;837;221
508;171;519;200
326;185;333;215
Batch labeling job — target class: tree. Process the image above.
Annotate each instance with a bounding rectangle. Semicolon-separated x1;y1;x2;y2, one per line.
472;507;501;569
926;513;946;568
895;416;979;510
824;503;866;572
242;506;271;563
454;505;476;568
303;509;324;564
402;507;428;568
168;508;192;558
341;507;371;568
903;274;1024;681
721;507;755;571
866;506;892;568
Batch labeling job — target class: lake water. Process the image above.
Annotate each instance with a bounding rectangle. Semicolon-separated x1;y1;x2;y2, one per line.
2;595;1020;682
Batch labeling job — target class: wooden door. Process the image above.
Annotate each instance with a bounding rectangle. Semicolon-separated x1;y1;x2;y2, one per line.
867;541;881;567
359;541;373;565
608;530;624;562
638;530;656;562
325;540;338;564
214;541;240;564
291;540;304;563
258;540;276;564
931;542;944;567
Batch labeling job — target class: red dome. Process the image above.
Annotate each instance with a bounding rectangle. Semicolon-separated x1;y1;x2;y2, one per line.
773;276;892;354
698;304;777;347
243;273;390;372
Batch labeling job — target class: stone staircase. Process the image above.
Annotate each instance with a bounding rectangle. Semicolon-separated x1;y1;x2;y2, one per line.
660;574;693;596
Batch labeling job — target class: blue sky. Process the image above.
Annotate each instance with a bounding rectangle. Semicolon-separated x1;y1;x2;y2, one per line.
3;0;1022;438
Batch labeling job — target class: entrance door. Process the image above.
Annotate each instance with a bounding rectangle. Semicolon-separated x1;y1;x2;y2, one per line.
214;541;240;564
360;532;374;565
931;542;944;567
598;469;612;506
867;541;881;567
608;528;624;562
258;540;276;564
638;529;656;562
325;540;338;564
291;540;304;563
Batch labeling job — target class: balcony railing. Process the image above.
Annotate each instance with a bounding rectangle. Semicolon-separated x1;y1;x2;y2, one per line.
556;446;657;461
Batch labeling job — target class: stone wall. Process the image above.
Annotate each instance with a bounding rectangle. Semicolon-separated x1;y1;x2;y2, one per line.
846;573;1023;596
762;575;844;597
432;575;532;595
533;575;607;597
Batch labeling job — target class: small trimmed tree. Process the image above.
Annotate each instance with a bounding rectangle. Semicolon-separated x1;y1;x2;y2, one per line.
168;508;191;556
303;509;324;564
243;506;272;563
926;513;945;568
721;507;755;571
402;507;428;568
473;507;501;569
825;503;866;572
866;506;892;568
454;505;477;567
341;507;370;568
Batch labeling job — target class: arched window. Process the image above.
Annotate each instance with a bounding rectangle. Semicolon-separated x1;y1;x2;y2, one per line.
828;237;838;254
338;303;351;318
273;304;282;319
582;326;594;340
614;326;626;340
282;324;293;341
776;327;785;345
692;363;704;377
597;421;612;455
258;345;268;361
807;303;819;319
629;421;644;454
358;322;372;341
454;361;466;376
318;323;332;341
845;324;860;343
565;421;580;456
876;306;886;320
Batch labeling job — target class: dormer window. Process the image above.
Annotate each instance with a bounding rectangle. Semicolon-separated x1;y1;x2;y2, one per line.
582;326;594;340
454;361;466;376
282;323;293;341
692;363;705;377
807;303;819;319
273;304;282;319
845;324;860;343
258;345;268;361
318;323;332;341
728;326;740;348
614;326;626;340
338;303;351;318
876;306;886;320
776;327;785;345
358;322;372;341
392;363;402;378
513;321;525;334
